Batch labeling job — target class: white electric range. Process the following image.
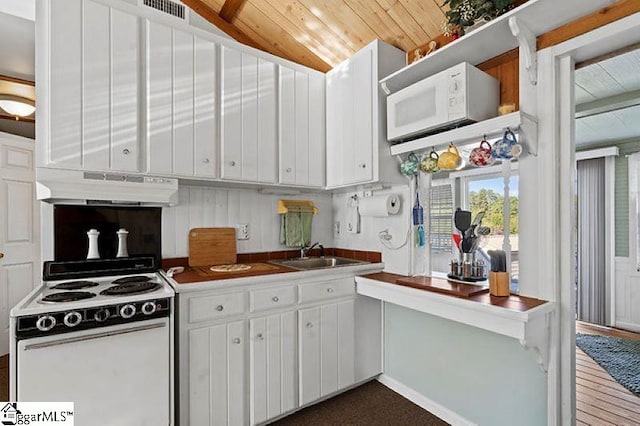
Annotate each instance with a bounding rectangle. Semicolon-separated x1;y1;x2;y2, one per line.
9;257;175;425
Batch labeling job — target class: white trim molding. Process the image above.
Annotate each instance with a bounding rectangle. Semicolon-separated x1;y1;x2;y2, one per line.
377;374;477;426
575;146;619;161
537;11;640;425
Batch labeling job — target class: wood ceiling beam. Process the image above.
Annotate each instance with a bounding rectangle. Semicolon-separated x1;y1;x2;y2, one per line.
0;74;35;86
181;0;262;50
219;0;246;22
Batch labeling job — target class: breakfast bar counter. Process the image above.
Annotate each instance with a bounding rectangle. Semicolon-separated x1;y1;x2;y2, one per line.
355;272;555;371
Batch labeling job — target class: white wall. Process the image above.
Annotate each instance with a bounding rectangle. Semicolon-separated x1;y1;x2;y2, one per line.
161;185;334;258
332;184;411;275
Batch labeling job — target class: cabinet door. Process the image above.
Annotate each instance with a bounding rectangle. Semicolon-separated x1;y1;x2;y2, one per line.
325;63;350;188
172;29;195;176
279;67;325;187
220;47;243;180
351;48;374;183
299;300;355;406
146;21;173;174
257;59;278;183
250;312;297;425
188;320;246;426
279;66;296;185
82;0;110;171
308;73;326;187
110;8;140;172
49;0;82;168
83;3;139;172
193;37;217;177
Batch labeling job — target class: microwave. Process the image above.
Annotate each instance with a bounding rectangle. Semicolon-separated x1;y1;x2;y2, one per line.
387;62;500;142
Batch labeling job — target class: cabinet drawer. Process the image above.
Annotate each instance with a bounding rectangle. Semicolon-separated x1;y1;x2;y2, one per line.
189;292;245;323
298;278;355;304
250;286;296;313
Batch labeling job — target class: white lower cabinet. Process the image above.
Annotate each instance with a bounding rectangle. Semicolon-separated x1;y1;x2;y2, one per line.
180;275;378;426
249;312;297;425
299;300;355;406
188;320;246;426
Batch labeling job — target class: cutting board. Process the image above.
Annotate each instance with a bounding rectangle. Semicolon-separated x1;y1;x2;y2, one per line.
188;227;237;267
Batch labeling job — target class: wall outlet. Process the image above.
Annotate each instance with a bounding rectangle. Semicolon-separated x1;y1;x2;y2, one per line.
236;223;249;240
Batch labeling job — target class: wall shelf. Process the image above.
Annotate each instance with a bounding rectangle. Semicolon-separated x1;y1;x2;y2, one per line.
356;275;556;371
379;0;616;95
389;111;538;157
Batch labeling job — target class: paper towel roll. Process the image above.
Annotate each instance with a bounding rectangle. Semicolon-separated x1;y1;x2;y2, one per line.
358;194;401;217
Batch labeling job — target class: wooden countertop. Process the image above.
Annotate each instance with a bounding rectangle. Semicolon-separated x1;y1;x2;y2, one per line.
360;272;547;312
171;262;297;284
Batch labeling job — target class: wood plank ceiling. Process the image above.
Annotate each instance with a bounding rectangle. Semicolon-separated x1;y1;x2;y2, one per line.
186;0;447;72
575;47;640;147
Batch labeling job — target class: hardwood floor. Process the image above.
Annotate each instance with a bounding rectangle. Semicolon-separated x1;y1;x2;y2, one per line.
576;321;640;426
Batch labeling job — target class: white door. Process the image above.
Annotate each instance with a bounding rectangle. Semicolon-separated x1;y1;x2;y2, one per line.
193;36;217;178
0;133;39;356
298;300;355;406
250;312;297;425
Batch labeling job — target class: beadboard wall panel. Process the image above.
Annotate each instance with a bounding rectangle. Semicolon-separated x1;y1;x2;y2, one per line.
162;186;334;258
332;185;411;275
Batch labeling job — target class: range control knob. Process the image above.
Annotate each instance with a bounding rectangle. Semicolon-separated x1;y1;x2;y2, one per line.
63;311;82;327
141;301;157;315
36;315;56;332
120;304;136;319
94;309;110;322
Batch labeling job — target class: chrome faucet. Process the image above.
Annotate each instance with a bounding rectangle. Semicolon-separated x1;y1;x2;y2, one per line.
300;242;324;259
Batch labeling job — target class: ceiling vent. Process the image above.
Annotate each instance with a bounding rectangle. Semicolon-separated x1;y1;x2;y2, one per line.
142;0;187;20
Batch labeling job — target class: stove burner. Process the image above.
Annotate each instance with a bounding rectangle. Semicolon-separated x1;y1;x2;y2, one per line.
39;291;97;304
112;276;153;285
100;282;160;296
51;280;99;290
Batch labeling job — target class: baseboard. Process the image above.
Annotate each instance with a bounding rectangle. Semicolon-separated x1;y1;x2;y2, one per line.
614;321;640;334
377;374;476;426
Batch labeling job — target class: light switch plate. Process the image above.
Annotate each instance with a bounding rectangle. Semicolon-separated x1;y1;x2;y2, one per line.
237;223;249;240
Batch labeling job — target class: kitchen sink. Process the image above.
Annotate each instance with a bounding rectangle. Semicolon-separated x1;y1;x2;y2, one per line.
270;256;367;270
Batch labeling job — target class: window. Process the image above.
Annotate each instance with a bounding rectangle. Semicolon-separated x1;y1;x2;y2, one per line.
430;183;454;252
465;173;519;290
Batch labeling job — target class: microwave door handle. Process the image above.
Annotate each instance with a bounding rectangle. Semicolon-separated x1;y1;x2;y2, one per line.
22;322;166;351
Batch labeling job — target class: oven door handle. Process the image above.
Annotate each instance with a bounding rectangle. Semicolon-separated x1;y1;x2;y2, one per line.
22;322;166;351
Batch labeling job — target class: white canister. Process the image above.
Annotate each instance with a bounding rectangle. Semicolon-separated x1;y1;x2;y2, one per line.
116;228;129;258
87;229;100;260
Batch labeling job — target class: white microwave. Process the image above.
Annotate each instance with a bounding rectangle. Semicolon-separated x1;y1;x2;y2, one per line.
387;62;500;142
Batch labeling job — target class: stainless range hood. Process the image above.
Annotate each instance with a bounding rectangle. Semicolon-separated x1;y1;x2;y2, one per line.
36;168;179;206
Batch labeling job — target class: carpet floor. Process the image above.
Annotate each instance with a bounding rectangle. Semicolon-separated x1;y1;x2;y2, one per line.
271;381;449;426
576;332;640;396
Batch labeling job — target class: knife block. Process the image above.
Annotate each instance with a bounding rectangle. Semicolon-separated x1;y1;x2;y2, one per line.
489;271;510;297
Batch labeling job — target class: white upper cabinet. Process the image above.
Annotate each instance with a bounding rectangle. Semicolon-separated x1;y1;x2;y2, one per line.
146;21;217;178
326;40;405;189
221;47;278;184
279;67;325;188
42;0;140;172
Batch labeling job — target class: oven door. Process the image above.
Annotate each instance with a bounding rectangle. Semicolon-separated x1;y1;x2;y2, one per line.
17;318;172;426
386;72;450;142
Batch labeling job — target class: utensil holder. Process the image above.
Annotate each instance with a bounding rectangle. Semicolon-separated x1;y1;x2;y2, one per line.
489;271;510;297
